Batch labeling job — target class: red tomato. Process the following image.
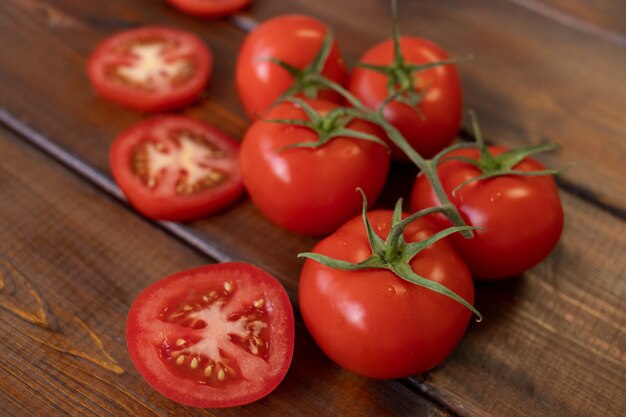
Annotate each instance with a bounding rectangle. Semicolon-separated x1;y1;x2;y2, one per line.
88;26;212;112
167;0;251;17
411;146;564;279
126;262;294;407
349;37;462;160
110;115;243;222
299;210;474;379
239;99;390;236
236;15;347;119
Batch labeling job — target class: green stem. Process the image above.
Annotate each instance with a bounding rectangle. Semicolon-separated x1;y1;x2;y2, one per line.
312;75;473;238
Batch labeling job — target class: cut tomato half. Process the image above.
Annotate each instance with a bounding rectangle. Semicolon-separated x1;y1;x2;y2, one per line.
109;115;243;221
167;0;252;17
88;26;212;112
126;263;295;408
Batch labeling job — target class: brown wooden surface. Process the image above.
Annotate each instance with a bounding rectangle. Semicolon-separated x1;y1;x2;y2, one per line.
0;127;450;416
1;0;625;416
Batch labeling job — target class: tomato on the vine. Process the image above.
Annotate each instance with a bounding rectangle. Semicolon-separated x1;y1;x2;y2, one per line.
349;36;462;160
239;98;390;236
88;26;212;113
126;262;294;408
298;209;474;379
167;0;251;17
110;115;243;222
411;146;564;280
236;15;347;119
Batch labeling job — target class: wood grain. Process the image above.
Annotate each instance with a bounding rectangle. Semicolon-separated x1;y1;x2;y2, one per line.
0;128;451;416
411;191;626;416
511;0;626;47
247;0;626;210
1;0;625;416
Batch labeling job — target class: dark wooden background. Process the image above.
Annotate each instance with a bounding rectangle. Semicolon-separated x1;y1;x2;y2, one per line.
1;0;625;416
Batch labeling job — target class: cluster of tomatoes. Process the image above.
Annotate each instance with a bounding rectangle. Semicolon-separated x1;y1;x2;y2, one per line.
86;0;565;410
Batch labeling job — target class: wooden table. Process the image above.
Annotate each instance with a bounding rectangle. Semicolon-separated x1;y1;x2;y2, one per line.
1;1;625;416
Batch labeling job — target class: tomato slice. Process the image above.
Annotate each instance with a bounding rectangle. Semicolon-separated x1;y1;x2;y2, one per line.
88;26;212;112
167;0;252;17
110;115;243;221
126;263;294;408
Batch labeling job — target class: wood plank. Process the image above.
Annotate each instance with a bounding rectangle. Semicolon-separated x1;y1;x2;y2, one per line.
7;110;626;417
246;0;626;210
2;0;625;416
0;128;451;416
410;191;626;416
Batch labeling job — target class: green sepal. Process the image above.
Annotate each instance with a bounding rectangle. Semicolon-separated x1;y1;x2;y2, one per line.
391;264;483;321
265;30;337;104
298;190;483;320
268;97;388;152
446;111;566;195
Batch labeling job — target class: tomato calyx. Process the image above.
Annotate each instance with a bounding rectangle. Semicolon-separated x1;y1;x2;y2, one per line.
264;97;387;150
298;190;483;320
439;111;565;195
262;30;337;104
354;0;470;111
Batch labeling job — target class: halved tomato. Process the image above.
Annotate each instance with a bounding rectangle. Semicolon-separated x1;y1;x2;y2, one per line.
109;115;243;221
167;0;252;17
126;262;295;408
88;26;212;112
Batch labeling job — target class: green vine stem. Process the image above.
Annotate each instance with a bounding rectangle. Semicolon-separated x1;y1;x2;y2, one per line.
310;75;474;238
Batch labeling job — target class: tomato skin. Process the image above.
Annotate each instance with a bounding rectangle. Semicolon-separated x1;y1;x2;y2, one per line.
411;146;564;280
299;210;474;379
239;99;390;236
349;37;462;160
88;26;212;113
236;15;347;119
110;116;243;222
126;262;295;408
167;0;251;17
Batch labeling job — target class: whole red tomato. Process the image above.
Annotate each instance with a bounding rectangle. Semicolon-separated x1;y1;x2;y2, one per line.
411;146;564;280
239;99;390;236
349;37;462;160
236;15;347;119
298;209;474;379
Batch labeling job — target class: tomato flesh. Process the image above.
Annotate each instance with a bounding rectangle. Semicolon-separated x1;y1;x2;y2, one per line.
110;115;243;222
88;26;212;112
126;263;294;408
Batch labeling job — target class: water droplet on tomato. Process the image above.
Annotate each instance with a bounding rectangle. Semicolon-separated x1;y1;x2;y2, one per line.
337;240;347;247
489;191;502;202
385;285;396;297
